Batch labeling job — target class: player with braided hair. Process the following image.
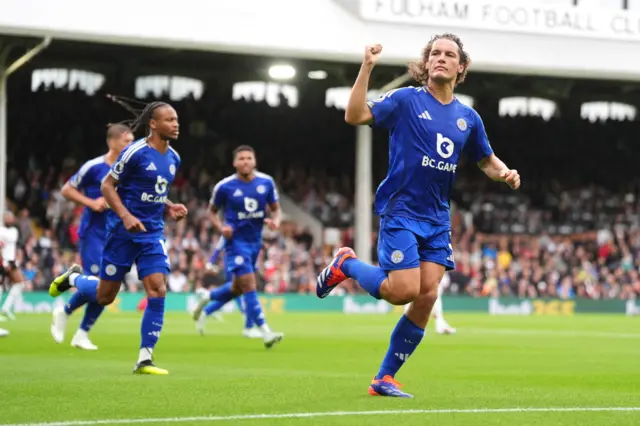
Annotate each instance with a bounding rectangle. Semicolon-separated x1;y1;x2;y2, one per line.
49;96;188;374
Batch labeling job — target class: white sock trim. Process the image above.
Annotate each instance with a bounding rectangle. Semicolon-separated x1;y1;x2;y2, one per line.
138;347;153;364
69;273;80;286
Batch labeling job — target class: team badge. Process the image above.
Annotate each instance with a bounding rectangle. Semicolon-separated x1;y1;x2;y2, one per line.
169;164;176;175
90;264;99;274
105;264;117;276
391;250;404;264
235;256;244;265
256;185;266;194
456;118;467;131
113;161;125;174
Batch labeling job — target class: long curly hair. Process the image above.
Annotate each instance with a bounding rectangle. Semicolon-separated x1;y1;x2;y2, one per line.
408;33;471;87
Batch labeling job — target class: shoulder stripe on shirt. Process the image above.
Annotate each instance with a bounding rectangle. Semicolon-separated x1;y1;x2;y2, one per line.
210;174;237;205
168;145;181;161
121;139;146;164
70;155;106;188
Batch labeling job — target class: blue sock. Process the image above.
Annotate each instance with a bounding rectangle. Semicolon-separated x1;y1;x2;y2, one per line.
72;274;99;303
64;291;89;315
242;290;265;327
234;297;244;314
140;297;165;350
204;299;227;316
342;258;387;299
79;302;105;332
209;282;234;304
376;315;425;380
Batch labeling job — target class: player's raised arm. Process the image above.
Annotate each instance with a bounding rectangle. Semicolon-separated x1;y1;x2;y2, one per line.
345;44;383;126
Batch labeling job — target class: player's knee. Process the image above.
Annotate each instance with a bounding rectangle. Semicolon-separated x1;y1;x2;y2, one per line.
96;292;116;306
147;281;166;298
96;281;119;305
387;282;420;305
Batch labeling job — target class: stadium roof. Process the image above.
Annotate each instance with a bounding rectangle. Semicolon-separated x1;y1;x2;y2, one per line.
3;37;640;112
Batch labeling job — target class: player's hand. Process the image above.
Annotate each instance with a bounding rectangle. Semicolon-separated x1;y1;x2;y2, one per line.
122;213;147;233
222;225;234;239
168;203;188;221
264;218;280;231
90;197;109;212
500;169;521;190
364;44;383;67
205;262;220;274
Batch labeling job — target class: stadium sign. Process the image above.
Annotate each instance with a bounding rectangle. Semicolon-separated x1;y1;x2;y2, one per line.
360;0;640;42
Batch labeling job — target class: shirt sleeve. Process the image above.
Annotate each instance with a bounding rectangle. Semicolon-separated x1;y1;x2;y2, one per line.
366;87;409;129
68;160;94;190
267;179;279;204
210;181;227;209
109;145;141;182
464;110;494;163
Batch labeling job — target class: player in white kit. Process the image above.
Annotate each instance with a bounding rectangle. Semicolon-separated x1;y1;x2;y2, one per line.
0;211;25;324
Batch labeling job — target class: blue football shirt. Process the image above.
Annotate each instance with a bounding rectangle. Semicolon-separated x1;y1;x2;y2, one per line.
68;155;111;239
368;86;493;225
106;138;181;240
210;172;278;246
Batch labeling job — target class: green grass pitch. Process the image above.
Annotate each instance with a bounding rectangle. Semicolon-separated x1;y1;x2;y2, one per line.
0;312;639;425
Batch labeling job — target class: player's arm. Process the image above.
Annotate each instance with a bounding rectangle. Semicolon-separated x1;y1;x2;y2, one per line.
467;111;520;190
164;199;188;221
102;154;146;232
265;202;281;231
62;182;109;213
101;174;133;222
63;165;107;212
478;155;519;189
264;178;281;231
345;44;383;125
209;181;232;238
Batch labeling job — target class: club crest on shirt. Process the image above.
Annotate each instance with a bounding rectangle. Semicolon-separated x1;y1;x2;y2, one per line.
391;250;404;264
456;118;467;132
169;164;176;176
256;185;266;194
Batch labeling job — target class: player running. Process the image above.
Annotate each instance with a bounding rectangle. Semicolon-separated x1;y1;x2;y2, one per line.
50;124;133;350
192;145;283;348
49;98;188;374
0;211;24;322
195;236;259;337
316;34;520;397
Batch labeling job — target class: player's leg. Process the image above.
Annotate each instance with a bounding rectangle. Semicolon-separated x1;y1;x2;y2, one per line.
317;217;421;305
240;294;260;338
133;239;170;375
233;270;283;348
192;283;229;335
433;277;455;334
1;265;25;320
53;238;106;348
192;280;237;323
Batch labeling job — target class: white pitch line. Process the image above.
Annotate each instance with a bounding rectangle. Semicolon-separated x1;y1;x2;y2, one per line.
3;407;640;426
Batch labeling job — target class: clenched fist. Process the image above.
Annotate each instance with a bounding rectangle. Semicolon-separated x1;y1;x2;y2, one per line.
364;44;383;67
